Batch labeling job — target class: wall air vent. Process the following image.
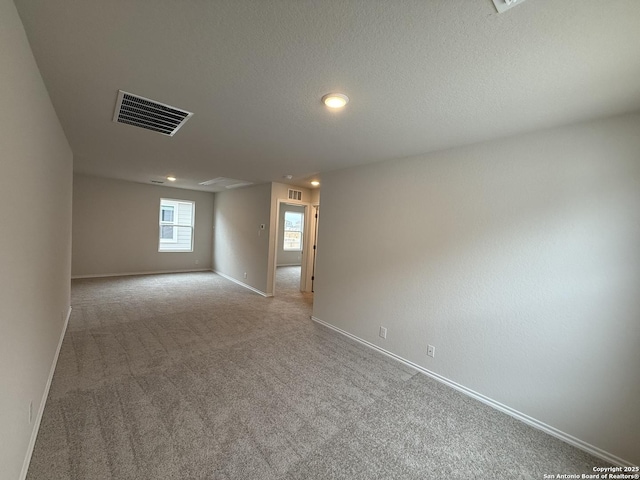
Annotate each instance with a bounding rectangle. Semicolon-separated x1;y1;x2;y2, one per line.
288;189;303;201
113;90;193;136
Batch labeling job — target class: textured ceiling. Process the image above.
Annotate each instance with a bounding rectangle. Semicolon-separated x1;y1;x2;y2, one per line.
14;0;640;192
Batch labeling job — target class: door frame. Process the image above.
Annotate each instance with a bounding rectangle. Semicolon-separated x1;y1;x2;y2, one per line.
271;199;314;295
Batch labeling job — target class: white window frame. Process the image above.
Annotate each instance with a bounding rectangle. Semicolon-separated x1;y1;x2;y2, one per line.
158;198;195;252
159;204;177;243
283;210;304;252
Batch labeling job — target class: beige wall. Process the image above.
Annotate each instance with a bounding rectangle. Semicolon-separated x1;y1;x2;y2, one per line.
312;113;640;465
212;183;272;294
0;1;73;478
72;175;214;277
213;182;315;295
310;188;320;205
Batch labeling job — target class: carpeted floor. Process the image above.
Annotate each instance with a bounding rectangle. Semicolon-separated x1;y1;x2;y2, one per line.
273;265;306;298
27;269;609;479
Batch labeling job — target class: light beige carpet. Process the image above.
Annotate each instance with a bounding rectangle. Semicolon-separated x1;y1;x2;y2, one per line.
27;269;609;479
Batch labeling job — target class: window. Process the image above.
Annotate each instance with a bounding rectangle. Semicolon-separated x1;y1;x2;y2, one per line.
159;199;195;252
283;211;304;251
160;205;176;242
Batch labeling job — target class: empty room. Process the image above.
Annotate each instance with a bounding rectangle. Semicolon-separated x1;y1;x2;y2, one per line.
2;0;639;479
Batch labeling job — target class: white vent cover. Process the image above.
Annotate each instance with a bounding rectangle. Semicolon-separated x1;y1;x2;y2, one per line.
113;90;193;136
491;0;527;14
288;189;303;201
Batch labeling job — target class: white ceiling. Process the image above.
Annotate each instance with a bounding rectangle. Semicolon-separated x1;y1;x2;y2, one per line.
14;0;640;192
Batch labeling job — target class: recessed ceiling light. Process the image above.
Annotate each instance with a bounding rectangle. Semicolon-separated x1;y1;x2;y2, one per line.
322;93;349;109
311;180;320;186
284;174;293;180
166;176;176;182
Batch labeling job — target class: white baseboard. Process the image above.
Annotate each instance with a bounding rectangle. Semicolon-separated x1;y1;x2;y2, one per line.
71;268;211;279
20;306;72;480
310;316;634;468
212;270;273;297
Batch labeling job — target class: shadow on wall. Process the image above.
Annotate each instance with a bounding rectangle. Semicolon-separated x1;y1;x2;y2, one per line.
312;118;640;465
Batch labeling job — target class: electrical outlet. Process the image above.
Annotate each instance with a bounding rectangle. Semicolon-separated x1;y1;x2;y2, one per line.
427;345;435;358
243;272;247;279
379;326;387;339
195;259;199;265
29;401;33;424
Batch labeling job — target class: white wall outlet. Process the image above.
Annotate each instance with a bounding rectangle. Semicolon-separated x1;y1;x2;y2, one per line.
379;326;387;339
29;401;33;424
243;272;247;279
427;345;435;358
195;259;199;265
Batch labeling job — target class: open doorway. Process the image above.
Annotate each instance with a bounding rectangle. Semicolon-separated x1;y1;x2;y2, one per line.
275;203;305;295
272;200;318;297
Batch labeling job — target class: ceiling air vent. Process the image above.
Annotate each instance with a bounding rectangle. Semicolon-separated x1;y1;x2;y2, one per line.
288;189;303;201
198;177;253;189
491;0;527;13
113;90;193;136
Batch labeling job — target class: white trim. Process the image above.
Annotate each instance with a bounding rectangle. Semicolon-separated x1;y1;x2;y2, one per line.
212;270;273;297
310;316;635;469
276;263;303;267
20;306;72;480
71;268;210;279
